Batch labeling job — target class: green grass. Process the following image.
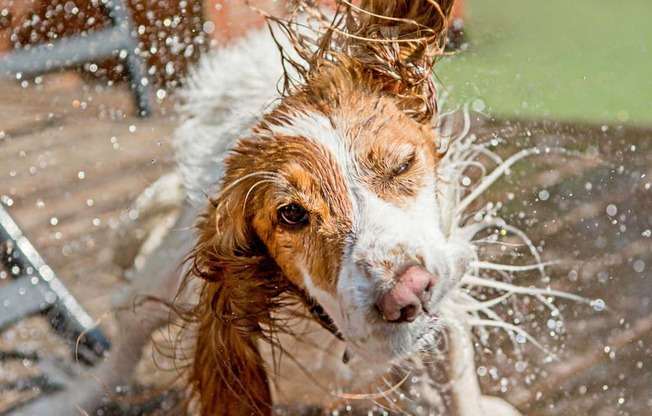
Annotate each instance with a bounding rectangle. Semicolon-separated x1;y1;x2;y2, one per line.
437;0;652;126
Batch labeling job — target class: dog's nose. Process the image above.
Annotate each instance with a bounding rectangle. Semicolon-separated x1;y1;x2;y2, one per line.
377;266;436;323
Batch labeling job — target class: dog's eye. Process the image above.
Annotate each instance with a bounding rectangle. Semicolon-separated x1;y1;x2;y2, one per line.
391;155;414;177
278;204;309;226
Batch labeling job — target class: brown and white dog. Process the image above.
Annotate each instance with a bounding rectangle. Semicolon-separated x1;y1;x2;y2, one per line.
174;1;486;414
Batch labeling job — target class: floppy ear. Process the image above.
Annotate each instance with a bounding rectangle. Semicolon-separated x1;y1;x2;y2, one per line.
185;183;284;416
344;0;456;123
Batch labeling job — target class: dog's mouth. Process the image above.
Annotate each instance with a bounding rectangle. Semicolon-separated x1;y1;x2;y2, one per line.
292;258;463;363
313;295;445;364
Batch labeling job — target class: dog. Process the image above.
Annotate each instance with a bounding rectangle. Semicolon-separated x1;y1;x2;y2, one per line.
173;1;520;414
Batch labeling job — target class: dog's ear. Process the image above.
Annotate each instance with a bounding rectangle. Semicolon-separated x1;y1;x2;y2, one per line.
184;176;283;416
344;0;455;123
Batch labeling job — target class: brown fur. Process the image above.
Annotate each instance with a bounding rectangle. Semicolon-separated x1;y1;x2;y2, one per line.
182;1;455;414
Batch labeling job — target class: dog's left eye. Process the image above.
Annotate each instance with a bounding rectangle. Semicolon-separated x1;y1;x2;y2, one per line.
391;155;414;177
278;204;309;226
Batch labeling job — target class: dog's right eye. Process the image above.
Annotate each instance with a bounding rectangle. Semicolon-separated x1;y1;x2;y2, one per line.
278;204;309;226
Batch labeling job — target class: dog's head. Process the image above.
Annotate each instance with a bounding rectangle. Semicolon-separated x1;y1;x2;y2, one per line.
185;1;474;414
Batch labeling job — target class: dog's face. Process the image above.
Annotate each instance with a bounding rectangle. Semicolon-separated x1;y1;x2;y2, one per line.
222;76;474;363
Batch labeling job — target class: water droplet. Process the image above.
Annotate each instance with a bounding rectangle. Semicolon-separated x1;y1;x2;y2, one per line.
538;189;550;201
515;361;527;373
472;99;485;112
50;217;58;226
591;299;605;311
594;236;608;249
633;260;645;273
203;21;215;34
40;266;54;281
128;209;139;220
605;204;617;216
44;291;57;304
1;195;14;206
567;269;578;282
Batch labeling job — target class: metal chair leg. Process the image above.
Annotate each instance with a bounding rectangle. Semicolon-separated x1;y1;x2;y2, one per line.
1;205;110;365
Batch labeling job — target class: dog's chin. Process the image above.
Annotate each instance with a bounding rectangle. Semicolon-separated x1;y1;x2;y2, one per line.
343;313;443;365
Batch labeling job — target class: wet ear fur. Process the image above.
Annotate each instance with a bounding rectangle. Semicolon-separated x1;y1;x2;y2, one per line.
184;184;285;416
279;0;455;123
344;0;456;123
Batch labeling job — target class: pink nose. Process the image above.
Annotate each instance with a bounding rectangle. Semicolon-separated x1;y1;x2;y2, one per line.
377;266;436;323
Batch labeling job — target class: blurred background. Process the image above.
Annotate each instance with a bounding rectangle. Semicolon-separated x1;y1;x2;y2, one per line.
438;0;652;125
0;0;650;415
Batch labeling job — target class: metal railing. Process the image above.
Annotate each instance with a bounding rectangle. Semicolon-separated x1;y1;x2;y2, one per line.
0;0;152;116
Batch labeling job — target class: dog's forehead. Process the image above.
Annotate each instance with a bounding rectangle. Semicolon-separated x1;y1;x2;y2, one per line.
259;95;432;172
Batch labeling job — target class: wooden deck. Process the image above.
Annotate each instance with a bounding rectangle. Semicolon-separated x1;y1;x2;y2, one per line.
1;74;651;415
0;74;177;413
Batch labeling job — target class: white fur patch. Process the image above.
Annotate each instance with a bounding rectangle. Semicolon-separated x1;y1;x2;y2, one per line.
174;30;291;206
